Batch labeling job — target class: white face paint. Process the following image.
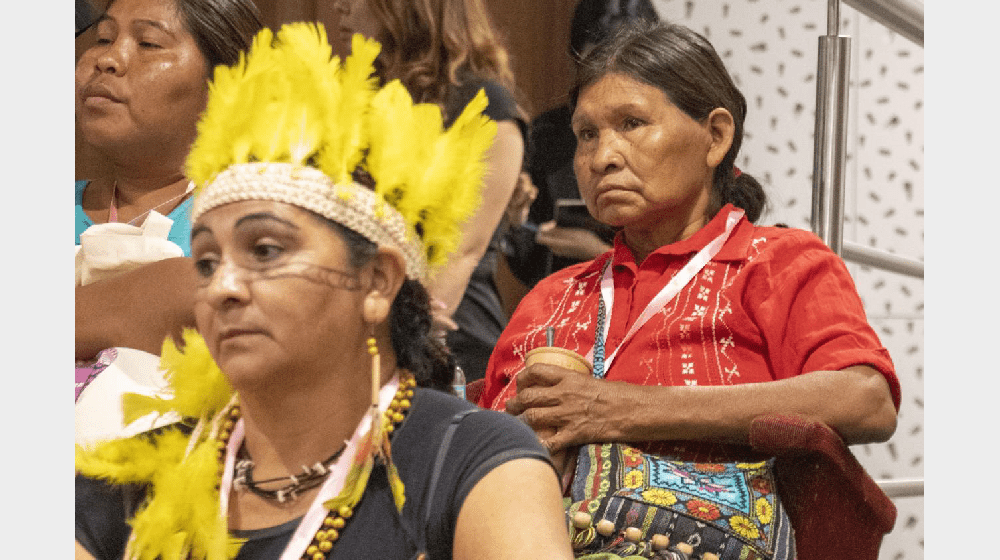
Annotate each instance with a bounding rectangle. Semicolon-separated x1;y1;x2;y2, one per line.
216;259;244;293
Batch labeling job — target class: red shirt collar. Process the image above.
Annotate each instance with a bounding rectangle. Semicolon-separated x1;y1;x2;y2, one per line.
586;204;754;274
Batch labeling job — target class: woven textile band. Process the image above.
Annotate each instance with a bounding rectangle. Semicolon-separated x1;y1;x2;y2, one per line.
192;162;427;280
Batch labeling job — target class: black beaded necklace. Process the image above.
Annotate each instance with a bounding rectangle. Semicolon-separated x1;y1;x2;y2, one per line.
233;444;348;504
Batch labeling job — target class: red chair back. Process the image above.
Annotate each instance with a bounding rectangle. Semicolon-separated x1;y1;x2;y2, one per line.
749;414;897;560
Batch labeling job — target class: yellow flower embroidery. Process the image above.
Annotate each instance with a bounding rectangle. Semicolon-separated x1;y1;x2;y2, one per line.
729;515;760;540
624;469;645;489
640;488;678;507
623;446;642;458
754;497;773;524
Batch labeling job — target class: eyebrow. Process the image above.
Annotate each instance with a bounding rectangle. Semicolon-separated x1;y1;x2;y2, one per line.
94;14;176;36
190;223;212;241
190;212;300;246
133;19;177;36
233;212;301;231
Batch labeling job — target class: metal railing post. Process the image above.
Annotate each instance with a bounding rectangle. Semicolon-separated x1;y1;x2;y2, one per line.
810;0;852;255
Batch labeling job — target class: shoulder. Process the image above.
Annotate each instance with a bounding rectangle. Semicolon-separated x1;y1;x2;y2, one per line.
398;387;550;493
448;76;523;129
400;389;547;470
736;224;867;321
405;387;479;426
511;257;602;311
740;224;841;269
752;223;828;246
532;257;603;293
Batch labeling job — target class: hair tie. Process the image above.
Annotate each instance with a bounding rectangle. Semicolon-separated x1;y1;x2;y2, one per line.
734;166;742;178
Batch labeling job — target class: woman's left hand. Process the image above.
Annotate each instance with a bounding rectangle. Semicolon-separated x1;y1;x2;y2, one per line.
505;362;634;453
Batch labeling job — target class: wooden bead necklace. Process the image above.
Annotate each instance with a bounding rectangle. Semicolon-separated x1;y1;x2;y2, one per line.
214;372;417;560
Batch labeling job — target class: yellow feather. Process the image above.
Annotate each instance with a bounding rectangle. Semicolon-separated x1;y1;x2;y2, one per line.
75;428;186;482
366;81;439;212
415;89;496;267
323;33;381;184
127;440;232;560
323;427;377;513
157;329;234;420
381;438;406;513
188;24;382;190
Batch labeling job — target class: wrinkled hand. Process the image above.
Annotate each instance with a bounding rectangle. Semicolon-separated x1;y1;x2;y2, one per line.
506;362;630;453
536;222;613;261
504;172;538;227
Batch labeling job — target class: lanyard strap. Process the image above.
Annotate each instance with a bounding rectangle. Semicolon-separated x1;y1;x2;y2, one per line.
587;209;744;377
217;375;401;560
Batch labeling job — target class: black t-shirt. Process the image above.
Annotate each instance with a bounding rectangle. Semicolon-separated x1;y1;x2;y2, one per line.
76;388;551;560
441;76;526;382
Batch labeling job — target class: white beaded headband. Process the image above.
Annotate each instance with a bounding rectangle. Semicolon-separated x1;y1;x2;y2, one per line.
191;162;427;280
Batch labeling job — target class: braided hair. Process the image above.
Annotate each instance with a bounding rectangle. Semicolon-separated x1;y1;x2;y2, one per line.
319;217;456;392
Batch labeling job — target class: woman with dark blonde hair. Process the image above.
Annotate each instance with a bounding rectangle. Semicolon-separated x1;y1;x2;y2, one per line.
337;0;529;383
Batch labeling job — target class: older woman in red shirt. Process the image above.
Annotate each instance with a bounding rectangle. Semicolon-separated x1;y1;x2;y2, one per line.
478;21;898;560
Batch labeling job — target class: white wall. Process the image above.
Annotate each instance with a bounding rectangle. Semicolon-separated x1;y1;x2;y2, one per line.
650;1;924;558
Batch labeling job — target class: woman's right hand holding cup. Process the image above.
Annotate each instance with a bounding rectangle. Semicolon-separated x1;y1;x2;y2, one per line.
507;346;594;489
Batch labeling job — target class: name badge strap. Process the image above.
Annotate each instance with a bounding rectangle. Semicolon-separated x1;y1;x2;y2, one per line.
586;209;744;372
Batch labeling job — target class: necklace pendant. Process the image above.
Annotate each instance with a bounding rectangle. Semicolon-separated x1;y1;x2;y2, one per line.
233;459;252;492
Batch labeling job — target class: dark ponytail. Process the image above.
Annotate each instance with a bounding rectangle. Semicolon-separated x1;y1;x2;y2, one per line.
712;169;767;224
388;279;455;391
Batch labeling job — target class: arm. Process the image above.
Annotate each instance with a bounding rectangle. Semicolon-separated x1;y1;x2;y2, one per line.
507;362;897;448
534;221;612;261
453;458;573;560
427;121;524;318
76;257;198;360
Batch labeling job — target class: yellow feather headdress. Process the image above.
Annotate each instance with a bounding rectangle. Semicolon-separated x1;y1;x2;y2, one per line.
186;23;497;280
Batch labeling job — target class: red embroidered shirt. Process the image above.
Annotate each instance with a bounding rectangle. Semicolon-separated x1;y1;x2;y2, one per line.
479;205;900;415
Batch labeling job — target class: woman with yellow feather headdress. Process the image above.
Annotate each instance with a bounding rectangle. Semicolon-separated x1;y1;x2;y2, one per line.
75;23;572;560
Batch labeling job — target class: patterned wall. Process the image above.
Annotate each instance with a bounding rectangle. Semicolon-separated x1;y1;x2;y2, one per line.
649;1;924;558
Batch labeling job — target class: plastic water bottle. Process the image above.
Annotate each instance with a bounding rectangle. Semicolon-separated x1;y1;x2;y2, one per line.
453;365;466;400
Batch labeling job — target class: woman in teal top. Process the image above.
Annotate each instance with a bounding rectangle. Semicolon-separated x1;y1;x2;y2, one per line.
75;0;263;361
75;179;194;255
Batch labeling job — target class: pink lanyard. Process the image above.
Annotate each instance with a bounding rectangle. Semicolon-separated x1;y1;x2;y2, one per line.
584;209;744;375
218;375;402;560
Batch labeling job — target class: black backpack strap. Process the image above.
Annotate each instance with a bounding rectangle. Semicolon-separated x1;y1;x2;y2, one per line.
412;408;483;559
